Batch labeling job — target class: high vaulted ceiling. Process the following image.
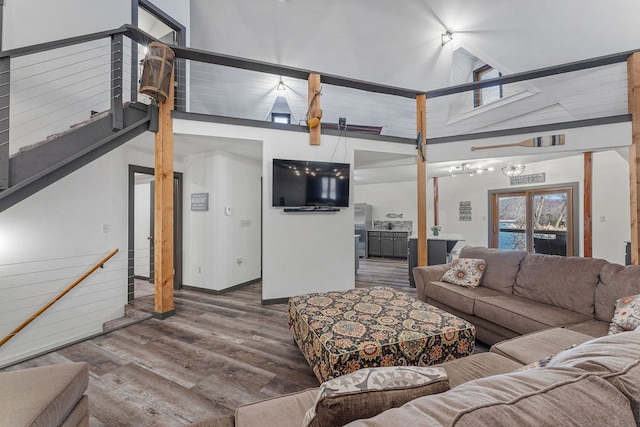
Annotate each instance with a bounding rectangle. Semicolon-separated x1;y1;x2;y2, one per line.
158;1;640;181
189;1;640;93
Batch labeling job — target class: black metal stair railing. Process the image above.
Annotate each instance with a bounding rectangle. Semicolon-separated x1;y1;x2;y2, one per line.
0;26;158;213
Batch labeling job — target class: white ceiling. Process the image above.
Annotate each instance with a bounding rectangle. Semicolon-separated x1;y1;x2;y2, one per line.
139;1;640;182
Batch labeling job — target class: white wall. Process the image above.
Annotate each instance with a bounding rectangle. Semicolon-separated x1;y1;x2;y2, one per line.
3;0;130;50
0;147;129;367
592;150;631;263
183;151;262;291
355;180;417;232
432;151;630;264
174;119;416;300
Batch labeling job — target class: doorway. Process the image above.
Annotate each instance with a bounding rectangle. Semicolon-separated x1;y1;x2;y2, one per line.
128;165;183;303
489;183;578;256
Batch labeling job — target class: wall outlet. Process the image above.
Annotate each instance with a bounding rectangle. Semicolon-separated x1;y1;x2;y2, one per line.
101;224;110;234
599;216;606;222
197;266;202;274
236;257;243;266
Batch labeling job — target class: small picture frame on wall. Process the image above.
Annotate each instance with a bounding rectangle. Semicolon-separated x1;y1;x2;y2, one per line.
191;193;209;211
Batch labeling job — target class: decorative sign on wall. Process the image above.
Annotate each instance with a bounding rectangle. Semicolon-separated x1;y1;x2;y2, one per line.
191;193;209;211
510;173;546;185
459;201;472;221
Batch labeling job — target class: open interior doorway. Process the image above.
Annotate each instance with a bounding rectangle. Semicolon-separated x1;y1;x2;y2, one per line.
128;165;183;303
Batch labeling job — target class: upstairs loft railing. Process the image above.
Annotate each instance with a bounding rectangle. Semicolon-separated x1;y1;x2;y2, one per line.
0;23;638;191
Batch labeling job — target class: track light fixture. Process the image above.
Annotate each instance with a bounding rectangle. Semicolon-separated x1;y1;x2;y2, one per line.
441;28;454;46
276;78;286;91
449;163;494;177
502;164;526;177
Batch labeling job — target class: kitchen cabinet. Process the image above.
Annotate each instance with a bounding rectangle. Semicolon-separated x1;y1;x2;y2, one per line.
368;231;381;256
393;232;408;257
368;231;408;258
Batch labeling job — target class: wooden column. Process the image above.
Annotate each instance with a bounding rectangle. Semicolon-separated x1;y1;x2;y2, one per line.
416;94;428;266
583;152;593;257
308;73;321;146
153;68;176;318
628;53;640;265
433;176;439;226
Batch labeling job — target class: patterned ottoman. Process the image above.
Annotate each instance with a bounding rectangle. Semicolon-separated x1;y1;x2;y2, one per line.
288;286;476;382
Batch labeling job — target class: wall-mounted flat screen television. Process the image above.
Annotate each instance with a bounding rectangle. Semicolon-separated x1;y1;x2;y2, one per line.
272;159;350;208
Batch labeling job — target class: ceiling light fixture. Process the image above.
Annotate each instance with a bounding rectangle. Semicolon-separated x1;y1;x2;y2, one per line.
441;28;454;46
502;164;526;177
276;78;286;91
449;163;494;177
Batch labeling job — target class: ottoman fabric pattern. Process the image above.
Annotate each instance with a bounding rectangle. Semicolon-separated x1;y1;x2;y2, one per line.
288;287;476;382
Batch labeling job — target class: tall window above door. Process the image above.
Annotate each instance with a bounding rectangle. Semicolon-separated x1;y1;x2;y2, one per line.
474;65;502;107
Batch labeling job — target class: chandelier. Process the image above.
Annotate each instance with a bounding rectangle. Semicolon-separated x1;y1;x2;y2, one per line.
449;163;494;177
501;164;526;177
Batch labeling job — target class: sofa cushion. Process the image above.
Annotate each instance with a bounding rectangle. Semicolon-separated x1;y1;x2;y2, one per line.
608;294;640;334
490;327;594;365
345;368;636;427
458;246;526;293
474;294;592;335
596;263;640;322
546;330;640;424
435;352;523;388
564;319;610;337
302;366;449;427
0;362;88;427
513;253;607;317
235;388;319;427
441;258;486;288
425;281;503;315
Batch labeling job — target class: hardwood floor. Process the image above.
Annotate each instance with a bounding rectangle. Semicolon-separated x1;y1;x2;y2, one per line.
0;258;428;426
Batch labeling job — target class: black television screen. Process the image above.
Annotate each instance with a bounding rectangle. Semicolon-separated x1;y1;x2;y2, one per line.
272;159;350;208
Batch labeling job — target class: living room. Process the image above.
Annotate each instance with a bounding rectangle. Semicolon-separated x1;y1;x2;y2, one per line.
1;0;640;425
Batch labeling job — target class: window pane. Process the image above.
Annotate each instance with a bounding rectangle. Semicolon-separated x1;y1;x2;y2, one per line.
497;195;527;250
532;192;568;256
479;68;501;105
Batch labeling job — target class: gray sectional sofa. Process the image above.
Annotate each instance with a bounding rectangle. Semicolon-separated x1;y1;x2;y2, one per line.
196;328;640;426
0;362;89;426
413;245;640;345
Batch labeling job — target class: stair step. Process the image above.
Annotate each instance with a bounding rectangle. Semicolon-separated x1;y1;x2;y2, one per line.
102;305;152;332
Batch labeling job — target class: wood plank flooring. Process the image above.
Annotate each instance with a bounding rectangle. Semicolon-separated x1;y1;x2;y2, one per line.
0;257;432;426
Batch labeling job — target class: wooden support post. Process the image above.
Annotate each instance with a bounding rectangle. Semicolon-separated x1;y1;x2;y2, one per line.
308;73;321;146
416;94;428;266
628;53;640;265
584;152;593;257
433;176;439;226
153;68;176;319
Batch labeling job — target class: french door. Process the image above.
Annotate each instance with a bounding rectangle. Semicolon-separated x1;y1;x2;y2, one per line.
490;185;576;256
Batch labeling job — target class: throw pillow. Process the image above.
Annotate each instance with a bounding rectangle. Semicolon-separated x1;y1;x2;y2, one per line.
608;294;640;335
301;366;449;427
440;258;486;288
517;345;578;371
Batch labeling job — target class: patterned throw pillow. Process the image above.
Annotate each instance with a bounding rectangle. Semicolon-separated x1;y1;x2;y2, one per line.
301;366;449;427
517;345;578;371
441;258;487;288
608;294;640;334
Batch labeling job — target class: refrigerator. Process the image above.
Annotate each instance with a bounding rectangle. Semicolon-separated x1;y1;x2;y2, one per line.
354;203;373;257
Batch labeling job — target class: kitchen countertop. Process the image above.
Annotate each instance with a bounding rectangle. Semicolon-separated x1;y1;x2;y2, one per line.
408;233;465;241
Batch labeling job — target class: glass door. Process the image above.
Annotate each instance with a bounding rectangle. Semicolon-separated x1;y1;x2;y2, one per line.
491;186;574;256
492;192;527;250
530;190;570;256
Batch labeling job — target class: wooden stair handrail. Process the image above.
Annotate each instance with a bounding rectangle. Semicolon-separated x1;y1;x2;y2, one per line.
0;248;119;347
